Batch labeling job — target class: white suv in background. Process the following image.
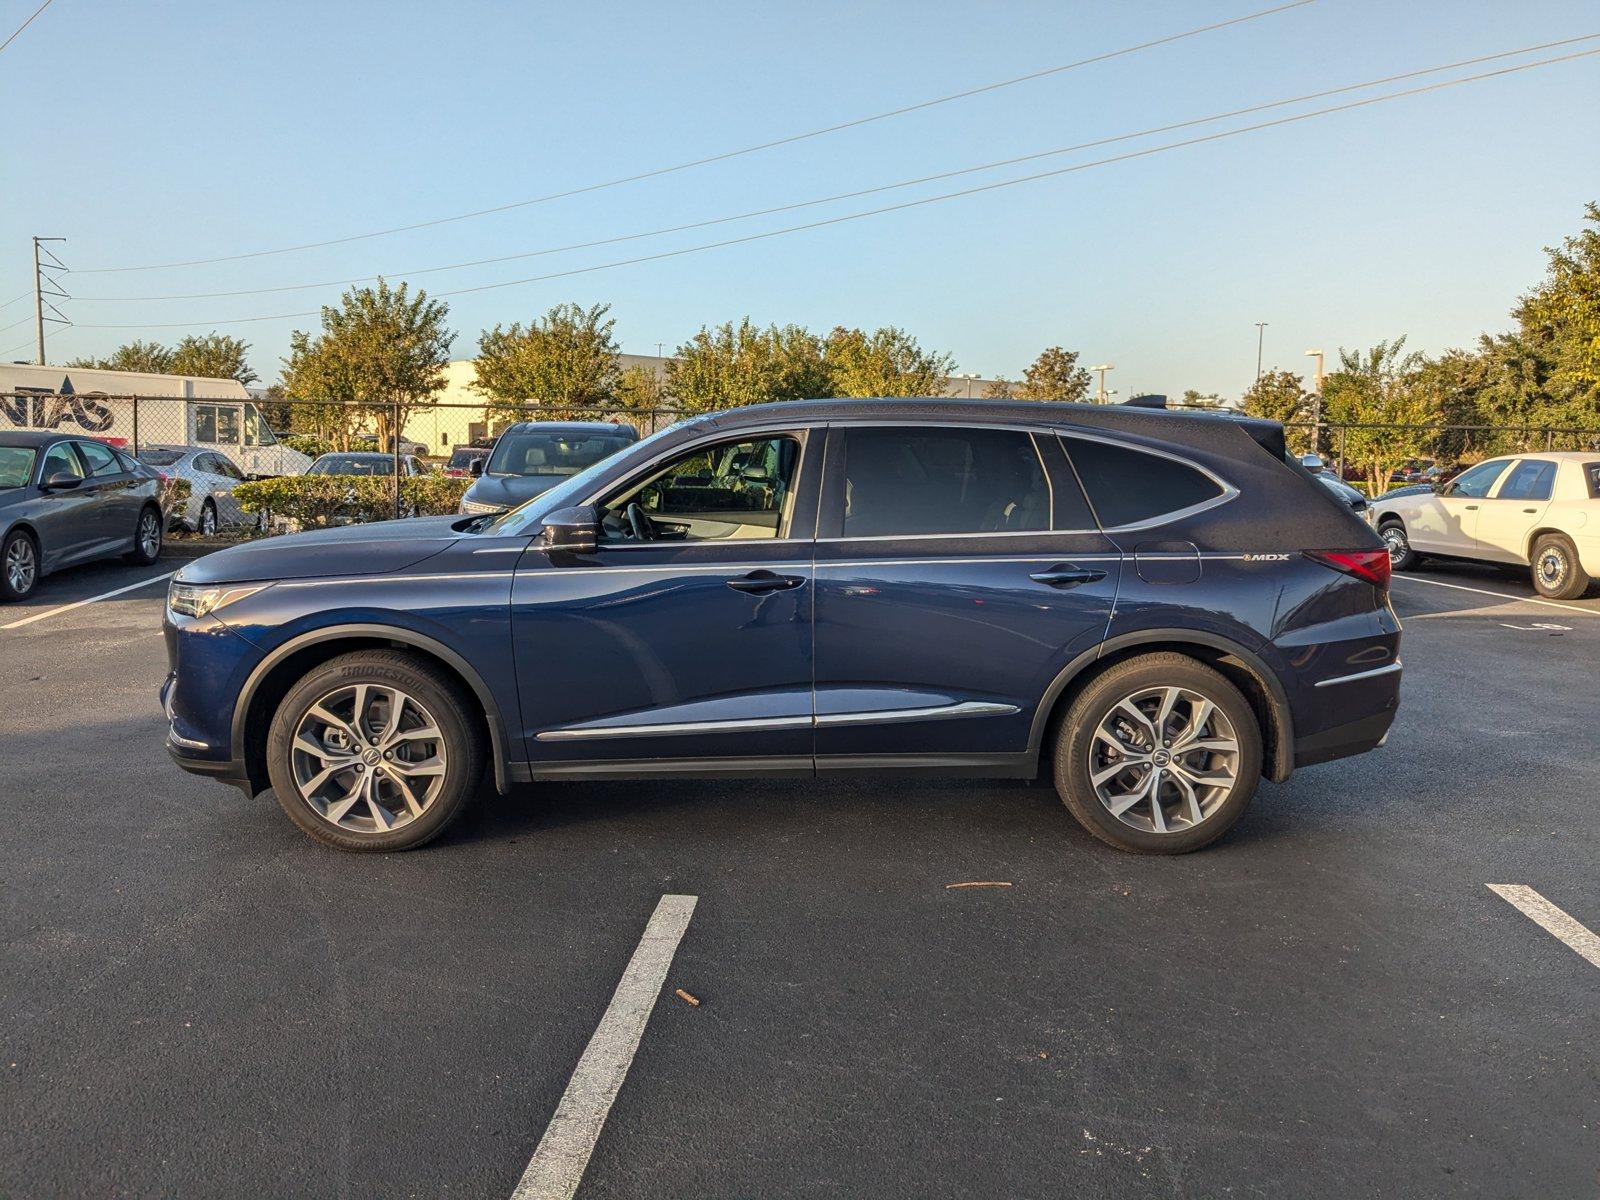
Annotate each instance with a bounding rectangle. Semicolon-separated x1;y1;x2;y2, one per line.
1371;452;1600;599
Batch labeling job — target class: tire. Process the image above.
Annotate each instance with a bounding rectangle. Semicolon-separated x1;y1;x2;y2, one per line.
1530;533;1591;601
1378;520;1421;571
124;505;163;565
1;528;39;602
266;650;485;852
198;498;218;536
1053;652;1263;855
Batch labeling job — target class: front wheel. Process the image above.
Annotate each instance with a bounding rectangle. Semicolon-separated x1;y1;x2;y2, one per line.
266;651;484;851
2;528;39;601
125;506;163;564
1379;520;1421;571
1053;653;1263;854
1530;533;1592;600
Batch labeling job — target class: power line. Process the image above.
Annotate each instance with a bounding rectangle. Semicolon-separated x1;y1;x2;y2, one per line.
0;0;56;55
0;292;31;312
71;0;1314;275
70;45;1600;332
76;32;1600;305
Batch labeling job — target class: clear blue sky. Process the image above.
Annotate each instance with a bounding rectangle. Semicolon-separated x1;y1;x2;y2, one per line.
2;0;1596;398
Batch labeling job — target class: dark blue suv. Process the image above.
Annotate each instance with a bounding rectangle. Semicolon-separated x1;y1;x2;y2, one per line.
162;398;1400;854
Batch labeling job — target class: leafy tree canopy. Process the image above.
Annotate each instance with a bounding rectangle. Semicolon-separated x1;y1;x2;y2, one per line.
1016;346;1091;403
667;319;833;415
67;334;257;384
824;326;956;398
473;302;621;421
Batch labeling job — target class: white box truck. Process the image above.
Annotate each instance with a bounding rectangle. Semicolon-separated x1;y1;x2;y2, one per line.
0;364;311;477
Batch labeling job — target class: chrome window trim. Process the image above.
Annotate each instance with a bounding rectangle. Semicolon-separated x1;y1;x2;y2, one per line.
1313;661;1402;688
1058;429;1240;533
535;699;1018;741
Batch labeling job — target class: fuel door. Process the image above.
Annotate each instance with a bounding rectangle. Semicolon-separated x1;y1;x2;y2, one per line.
1134;540;1201;585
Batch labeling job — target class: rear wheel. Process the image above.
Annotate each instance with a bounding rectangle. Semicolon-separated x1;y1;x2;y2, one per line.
1530;533;1591;600
125;506;163;564
266;651;484;851
198;498;218;536
1053;653;1263;854
1379;520;1420;571
1;529;39;601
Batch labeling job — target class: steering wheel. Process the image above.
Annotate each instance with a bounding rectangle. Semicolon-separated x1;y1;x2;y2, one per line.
624;502;656;542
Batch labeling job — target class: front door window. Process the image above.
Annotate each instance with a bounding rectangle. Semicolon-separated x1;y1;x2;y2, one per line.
600;435;803;543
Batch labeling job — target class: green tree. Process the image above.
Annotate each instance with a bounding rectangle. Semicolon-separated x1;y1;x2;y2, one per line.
824;326;956;397
170;333;258;385
473;302;621;423
1320;338;1437;493
667;319;833;415
614;363;672;413
1240;369;1314;453
66;340;175;375
282;279;453;450
1506;201;1600;429
1179;389;1226;410
982;376;1015;399
1016;346;1092;402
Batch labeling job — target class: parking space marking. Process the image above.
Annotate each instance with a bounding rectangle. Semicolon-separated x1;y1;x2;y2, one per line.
512;893;699;1200
1;571;174;631
1390;574;1600;617
1487;884;1600;971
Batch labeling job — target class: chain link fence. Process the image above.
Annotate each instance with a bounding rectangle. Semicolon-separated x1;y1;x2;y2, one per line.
4;391;1596;531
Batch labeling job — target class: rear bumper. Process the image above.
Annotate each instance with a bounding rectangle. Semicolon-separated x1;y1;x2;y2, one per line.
1292;662;1401;769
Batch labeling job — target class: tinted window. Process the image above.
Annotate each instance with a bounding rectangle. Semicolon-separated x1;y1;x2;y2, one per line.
604;435;801;542
838;427;1050;538
1497;460;1556;502
309;455;394;476
1445;460;1509;499
488;429;634;477
138;449;185;467
1583;462;1600;500
1063;436;1224;528
41;443;84;481
213;455;246;480
77;440;122;477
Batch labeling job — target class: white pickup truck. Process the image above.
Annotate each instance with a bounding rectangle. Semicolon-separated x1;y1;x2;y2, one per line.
0;363;310;477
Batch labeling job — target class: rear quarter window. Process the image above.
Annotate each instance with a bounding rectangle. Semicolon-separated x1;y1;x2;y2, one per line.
1060;436;1225;528
1584;462;1600;500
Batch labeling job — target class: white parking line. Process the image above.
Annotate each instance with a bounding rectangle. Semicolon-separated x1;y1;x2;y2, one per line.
1391;574;1599;617
1487;884;1600;970
1;571;174;631
512;894;699;1200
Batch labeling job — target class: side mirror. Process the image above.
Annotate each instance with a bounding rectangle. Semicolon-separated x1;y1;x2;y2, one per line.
469;458;485;478
1298;453;1325;474
41;471;82;491
540;505;600;556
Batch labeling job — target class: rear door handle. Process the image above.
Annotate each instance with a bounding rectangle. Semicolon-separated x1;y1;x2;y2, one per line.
1029;565;1108;588
1464;504;1478;510
727;569;806;594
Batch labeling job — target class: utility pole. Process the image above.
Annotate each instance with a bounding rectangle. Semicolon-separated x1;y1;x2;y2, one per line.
32;236;68;365
957;372;977;398
1091;363;1115;403
1254;322;1268;380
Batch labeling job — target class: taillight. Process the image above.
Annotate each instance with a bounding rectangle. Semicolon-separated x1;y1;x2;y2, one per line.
156;471;171;484
1304;548;1391;589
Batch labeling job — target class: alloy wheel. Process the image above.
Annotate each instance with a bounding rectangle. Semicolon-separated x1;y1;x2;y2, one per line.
1088;685;1241;834
1537;546;1568;590
290;683;448;834
6;537;36;594
200;503;217;535
139;511;162;557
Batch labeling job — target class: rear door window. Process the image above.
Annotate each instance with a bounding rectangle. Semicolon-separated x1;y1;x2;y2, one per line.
1496;460;1556;502
1061;436;1225;528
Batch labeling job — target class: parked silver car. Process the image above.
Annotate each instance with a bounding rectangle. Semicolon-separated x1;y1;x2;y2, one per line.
137;444;252;535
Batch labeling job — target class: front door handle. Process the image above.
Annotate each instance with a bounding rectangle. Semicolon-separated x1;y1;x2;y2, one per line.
727;569;806;594
1029;565;1108;589
1464;504;1478;510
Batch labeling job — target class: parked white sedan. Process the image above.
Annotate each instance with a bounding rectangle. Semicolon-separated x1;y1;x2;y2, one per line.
136;444;252;535
1370;452;1600;599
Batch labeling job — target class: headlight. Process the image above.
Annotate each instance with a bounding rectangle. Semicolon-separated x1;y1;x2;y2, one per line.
460;499;506;515
168;580;269;619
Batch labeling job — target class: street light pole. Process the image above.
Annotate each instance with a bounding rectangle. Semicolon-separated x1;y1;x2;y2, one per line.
1090;363;1115;403
1254;322;1268;380
1304;348;1325;458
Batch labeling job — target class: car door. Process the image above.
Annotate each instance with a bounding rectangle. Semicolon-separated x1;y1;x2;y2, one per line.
1405;459;1511;555
73;439;141;552
206;452;249;524
511;426;821;769
811;423;1121;769
32;441;99;569
1473;458;1556;564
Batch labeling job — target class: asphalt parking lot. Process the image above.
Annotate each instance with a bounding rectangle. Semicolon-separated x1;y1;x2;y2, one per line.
3;555;1597;1199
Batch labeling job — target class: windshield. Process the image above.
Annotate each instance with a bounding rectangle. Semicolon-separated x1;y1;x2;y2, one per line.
309;455;394;476
0;446;37;489
483;422;682;536
486;428;634;478
138;449;185;467
449;447;489;468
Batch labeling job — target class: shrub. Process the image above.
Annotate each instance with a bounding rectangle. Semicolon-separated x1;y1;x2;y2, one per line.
234;475;471;530
279;433;339;460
